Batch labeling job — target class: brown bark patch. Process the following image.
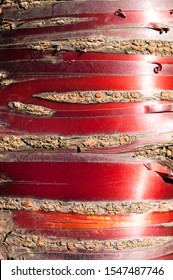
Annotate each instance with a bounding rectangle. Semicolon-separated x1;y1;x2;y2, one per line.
35;91;145;104
31;38;173;56
4;233;172;253
0;134;136;151
135;144;173;161
8;101;55;116
1;0;72;9
0;20;16;32
160;92;173;100
0;197;173;214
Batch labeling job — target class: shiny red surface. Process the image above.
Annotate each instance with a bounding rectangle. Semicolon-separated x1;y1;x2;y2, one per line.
2;10;172;37
28;244;173;260
12;211;173;259
1;111;173;135
3;60;173;77
4;0;173;16
1;75;173;135
1;76;173;97
1;28;172;47
13;211;173;230
1;50;173;64
25;226;173;240
20;249;173;260
1;0;173;261
0;162;173;200
51;0;173;11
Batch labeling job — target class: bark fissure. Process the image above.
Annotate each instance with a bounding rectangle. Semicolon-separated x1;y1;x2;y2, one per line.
35;91;173;104
135;144;173;161
1;0;71;10
0;134;137;151
0;211;13;259
0;198;173;214
4;233;172;252
0;17;92;31
8;101;55;116
31;38;173;56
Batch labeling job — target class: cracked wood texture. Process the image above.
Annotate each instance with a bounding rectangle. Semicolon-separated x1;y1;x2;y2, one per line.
0;0;173;260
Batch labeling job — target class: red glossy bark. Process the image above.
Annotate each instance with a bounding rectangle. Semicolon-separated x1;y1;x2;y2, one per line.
0;0;173;260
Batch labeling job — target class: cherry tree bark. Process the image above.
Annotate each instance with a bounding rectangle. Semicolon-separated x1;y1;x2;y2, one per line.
0;0;173;259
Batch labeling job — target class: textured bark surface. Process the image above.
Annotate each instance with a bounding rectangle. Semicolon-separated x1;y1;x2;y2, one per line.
34;90;173;103
0;0;173;259
1;197;173;214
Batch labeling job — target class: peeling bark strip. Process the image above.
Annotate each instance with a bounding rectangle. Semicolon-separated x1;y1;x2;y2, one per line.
0;134;136;151
35;91;173;104
8;101;55;116
31;38;173;56
0;197;173;214
4;234;172;252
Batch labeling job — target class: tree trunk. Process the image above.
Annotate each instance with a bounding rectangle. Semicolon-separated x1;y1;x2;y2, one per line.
0;0;173;260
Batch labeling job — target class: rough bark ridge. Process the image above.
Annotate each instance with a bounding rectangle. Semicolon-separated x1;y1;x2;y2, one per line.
0;0;173;259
